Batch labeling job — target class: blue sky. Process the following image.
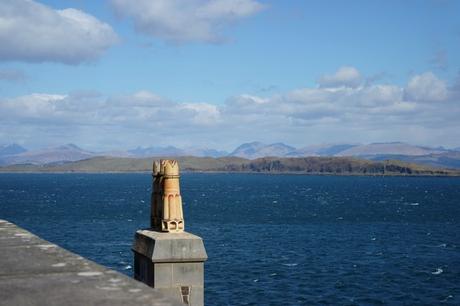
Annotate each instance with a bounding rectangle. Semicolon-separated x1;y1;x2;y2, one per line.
0;0;459;150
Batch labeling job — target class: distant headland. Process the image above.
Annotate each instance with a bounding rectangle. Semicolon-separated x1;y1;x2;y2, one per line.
1;156;459;176
2;141;460;170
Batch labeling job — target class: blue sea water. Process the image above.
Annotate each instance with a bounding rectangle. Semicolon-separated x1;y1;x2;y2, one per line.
1;173;459;305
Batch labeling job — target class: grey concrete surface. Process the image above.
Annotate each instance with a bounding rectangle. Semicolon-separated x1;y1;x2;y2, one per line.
133;230;207;306
133;230;207;262
0;219;182;306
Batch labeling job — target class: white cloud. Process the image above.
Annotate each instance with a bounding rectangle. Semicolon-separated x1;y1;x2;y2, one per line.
224;84;412;123
0;91;220;130
0;70;458;149
317;66;362;88
110;0;264;43
181;103;220;125
0;0;118;64
0;93;67;119
404;72;448;102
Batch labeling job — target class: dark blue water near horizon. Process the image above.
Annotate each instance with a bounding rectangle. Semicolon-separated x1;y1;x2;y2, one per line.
1;173;459;305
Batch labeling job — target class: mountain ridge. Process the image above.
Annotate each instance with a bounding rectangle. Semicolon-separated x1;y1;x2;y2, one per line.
0;143;94;165
0;143;27;157
1;141;460;169
230;142;296;159
1;155;458;176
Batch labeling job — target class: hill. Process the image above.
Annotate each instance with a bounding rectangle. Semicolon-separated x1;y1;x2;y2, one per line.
0;144;94;165
129;146;227;158
230;142;296;159
2;141;460;170
0;156;458;176
0;143;27;157
287;144;357;157
336;142;446;156
368;151;460;169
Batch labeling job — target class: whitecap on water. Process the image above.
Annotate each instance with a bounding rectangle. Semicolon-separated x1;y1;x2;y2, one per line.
124;265;132;270
282;263;298;267
432;268;443;275
441;295;453;302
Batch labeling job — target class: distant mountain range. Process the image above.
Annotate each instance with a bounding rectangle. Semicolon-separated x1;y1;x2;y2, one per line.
0;144;27;156
0;144;94;165
229;141;450;158
335;142;446;157
1;156;459;177
128;146;227;158
1;141;460;169
229;142;296;159
0;143;228;166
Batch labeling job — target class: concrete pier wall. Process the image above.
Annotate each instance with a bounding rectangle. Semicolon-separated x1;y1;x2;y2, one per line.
132;229;207;305
0;219;181;306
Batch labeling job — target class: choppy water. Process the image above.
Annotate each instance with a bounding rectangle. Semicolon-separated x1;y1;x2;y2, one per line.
1;173;459;305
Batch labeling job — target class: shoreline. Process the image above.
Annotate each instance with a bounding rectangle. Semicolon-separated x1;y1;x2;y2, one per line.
0;170;459;177
1;155;458;176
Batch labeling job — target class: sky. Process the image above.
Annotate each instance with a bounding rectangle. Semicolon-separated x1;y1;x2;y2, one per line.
0;0;459;151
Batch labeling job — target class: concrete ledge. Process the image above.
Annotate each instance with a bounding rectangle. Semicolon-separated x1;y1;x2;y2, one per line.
132;229;207;305
0;219;182;306
133;230;207;263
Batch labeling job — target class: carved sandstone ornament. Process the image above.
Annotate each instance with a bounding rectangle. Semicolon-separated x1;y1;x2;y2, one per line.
151;160;184;233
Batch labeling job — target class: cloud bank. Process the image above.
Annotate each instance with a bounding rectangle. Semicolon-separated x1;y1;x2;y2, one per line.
404;72;448;102
0;67;458;149
317;66;362;88
0;0;118;64
110;0;264;43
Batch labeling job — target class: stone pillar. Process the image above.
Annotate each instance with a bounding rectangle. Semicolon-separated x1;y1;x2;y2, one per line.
133;160;207;306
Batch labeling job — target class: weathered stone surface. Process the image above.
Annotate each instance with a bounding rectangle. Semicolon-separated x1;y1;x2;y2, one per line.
0;219;181;306
133;230;207;262
151;160;185;233
135;160;207;305
133;230;207;306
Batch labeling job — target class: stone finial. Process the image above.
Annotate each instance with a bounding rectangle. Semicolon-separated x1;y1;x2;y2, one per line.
151;159;184;233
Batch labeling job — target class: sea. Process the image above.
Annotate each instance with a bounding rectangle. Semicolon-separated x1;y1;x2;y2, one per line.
0;173;459;305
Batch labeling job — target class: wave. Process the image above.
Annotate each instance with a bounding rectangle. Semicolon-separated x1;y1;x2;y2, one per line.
282;263;298;267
